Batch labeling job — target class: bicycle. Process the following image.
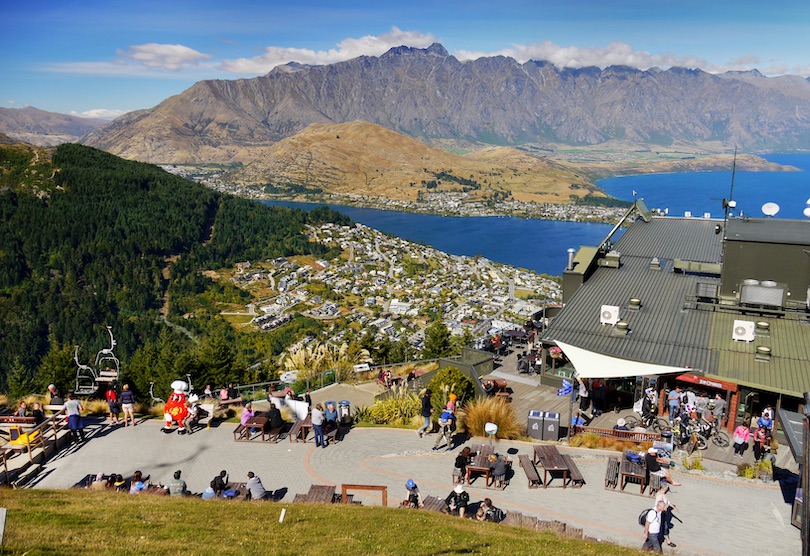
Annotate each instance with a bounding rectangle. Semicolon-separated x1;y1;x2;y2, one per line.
696;417;730;448
620;411;671;433
671;418;706;452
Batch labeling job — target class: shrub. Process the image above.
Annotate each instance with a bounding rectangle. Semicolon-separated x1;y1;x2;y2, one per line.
426;367;475;414
355;384;421;425
681;454;703;470
82;399;110;415
737;463;755;479
457;397;522;439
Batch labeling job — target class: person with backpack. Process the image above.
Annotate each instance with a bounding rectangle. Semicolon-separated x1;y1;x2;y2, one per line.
444;484;469;518
433;407;455;451
655;484;678;548
404;479;423;508
641;500;667;552
105;386;120;424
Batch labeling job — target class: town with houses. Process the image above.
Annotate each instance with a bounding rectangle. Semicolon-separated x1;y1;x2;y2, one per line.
227;221;562;352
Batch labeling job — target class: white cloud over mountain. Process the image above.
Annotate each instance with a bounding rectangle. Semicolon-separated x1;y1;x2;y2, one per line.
219;27;436;74
118;44;211;71
69;108;129;120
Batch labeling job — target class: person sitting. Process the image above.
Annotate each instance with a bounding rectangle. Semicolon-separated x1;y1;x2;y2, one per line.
644;447;681;486
405;479;423;508
477;497;504;522
240;403;255;431
757;411;773;430
613;418;629;431
219;386;229;401
268;405;285;431
453;447;472;484
48;384;64;405
246;471;269;500
31;402;45;424
113;474;127;492
483;380;497;397
14;401;28;417
129;470;149;494
227;383;238;400
444;484;469;518
212;470;228;496
90;472;107;491
168;470;188;496
201;480;217;500
488;454;508;489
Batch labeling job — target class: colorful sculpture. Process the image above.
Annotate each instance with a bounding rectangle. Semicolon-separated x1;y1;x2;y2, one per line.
162;380;189;433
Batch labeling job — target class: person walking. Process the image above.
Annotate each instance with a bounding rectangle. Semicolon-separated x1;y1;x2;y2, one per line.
655;484;678;548
667;387;681;422
433;408;455;451
64;392;85;443
120;384;136;427
311;403;325;448
642;500;667;553
417;388;433;438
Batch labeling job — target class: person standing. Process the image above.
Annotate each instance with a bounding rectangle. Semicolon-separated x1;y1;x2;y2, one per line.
732;422;752;457
712;393;726;427
642;500;667;552
417;388;433;437
667;387;681;422
311;403;325;448
753;426;768;460
64;392;85;443
120;384;136;427
168;470;188;496
246;471;268;500
47;384;64;405
106;387;120;424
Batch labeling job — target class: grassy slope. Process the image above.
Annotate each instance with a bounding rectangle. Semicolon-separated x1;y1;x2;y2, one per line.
0;490;640;556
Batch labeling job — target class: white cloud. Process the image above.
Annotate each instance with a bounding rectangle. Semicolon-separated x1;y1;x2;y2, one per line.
69;108;130;120
119;43;212;71
455;41;715;72
220;26;436;74
7;100;16;106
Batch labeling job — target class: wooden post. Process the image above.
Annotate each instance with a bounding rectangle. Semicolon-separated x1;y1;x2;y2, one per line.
0;507;6;545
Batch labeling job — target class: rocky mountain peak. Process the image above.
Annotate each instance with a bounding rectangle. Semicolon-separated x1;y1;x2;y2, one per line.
382;42;450;58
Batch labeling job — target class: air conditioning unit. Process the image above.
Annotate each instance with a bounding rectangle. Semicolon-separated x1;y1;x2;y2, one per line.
600;305;620;325
732;320;756;342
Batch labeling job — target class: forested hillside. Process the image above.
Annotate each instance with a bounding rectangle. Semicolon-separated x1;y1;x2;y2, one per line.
0;143;349;399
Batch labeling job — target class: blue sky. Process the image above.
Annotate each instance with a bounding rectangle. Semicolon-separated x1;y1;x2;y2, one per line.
2;0;808;119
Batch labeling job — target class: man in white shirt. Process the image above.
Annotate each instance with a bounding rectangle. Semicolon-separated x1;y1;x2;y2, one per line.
246;471;268;500
642;500;667;552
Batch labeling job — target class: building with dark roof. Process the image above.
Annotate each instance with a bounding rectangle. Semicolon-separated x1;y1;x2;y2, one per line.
540;200;810;430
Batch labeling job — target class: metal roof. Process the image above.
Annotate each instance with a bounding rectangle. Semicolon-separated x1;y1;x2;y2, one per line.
726;217;810;245
543;216;810;397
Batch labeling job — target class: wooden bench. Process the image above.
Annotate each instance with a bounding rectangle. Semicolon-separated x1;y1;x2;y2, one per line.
561;455;585;488
218;398;243;410
421;495;447;513
604;457;620;489
233;424;248;442
325;427;338;445
518;454;542;488
293;484;336;504
0;416;37;425
341;484;387;506
288;420;303;442
648;473;663;495
265;426;284;443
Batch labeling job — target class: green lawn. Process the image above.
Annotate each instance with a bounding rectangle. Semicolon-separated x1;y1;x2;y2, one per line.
0;490;641;556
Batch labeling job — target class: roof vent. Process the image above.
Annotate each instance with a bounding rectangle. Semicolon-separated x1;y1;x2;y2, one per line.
755;321;770;337
732;320;755;342
695;282;719;302
741;281;785;308
684;211;692;218
628;298;642;311
614;321;630;336
649;257;661;271
600;305;620;325
755;345;771;363
597;250;621;269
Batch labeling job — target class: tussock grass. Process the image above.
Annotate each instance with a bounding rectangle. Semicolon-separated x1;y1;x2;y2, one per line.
0;490;636;556
458;397;523;439
568;432;650;453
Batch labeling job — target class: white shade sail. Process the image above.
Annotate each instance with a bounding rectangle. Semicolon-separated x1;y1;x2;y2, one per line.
554;340;692;379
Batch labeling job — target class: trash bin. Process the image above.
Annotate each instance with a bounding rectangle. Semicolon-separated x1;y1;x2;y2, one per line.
338;400;351;424
542;412;560;441
527;410;544;439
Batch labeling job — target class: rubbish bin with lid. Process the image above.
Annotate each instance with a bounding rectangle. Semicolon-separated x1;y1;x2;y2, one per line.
527;410;544;440
542;412;560;441
338;400;351;424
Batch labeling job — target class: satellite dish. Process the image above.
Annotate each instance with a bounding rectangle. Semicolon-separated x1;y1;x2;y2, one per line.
804;207;810;218
761;202;780;217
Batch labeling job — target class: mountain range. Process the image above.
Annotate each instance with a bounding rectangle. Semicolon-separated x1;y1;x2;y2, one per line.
79;43;810;165
0;107;107;146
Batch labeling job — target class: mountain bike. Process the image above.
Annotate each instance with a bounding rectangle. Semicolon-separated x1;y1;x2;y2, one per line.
696;417;730;448
620;411;671;433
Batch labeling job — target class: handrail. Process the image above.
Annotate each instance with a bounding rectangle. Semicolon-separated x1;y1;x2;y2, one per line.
573;424;661;443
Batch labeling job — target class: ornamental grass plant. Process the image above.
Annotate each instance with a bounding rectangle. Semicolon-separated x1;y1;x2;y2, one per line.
457;396;523;439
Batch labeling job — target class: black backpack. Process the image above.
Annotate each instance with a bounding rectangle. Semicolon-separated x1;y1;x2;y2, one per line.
638;508;653;526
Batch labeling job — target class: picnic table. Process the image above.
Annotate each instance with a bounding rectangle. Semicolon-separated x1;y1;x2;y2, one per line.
244;415;269;441
292;415;313;442
533;445;569;488
619;451;648;494
466;444;494;487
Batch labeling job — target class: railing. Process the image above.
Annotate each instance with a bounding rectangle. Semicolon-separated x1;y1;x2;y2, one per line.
573;425;661;443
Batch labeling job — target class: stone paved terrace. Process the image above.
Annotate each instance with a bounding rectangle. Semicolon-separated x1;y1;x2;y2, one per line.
18;416;801;556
